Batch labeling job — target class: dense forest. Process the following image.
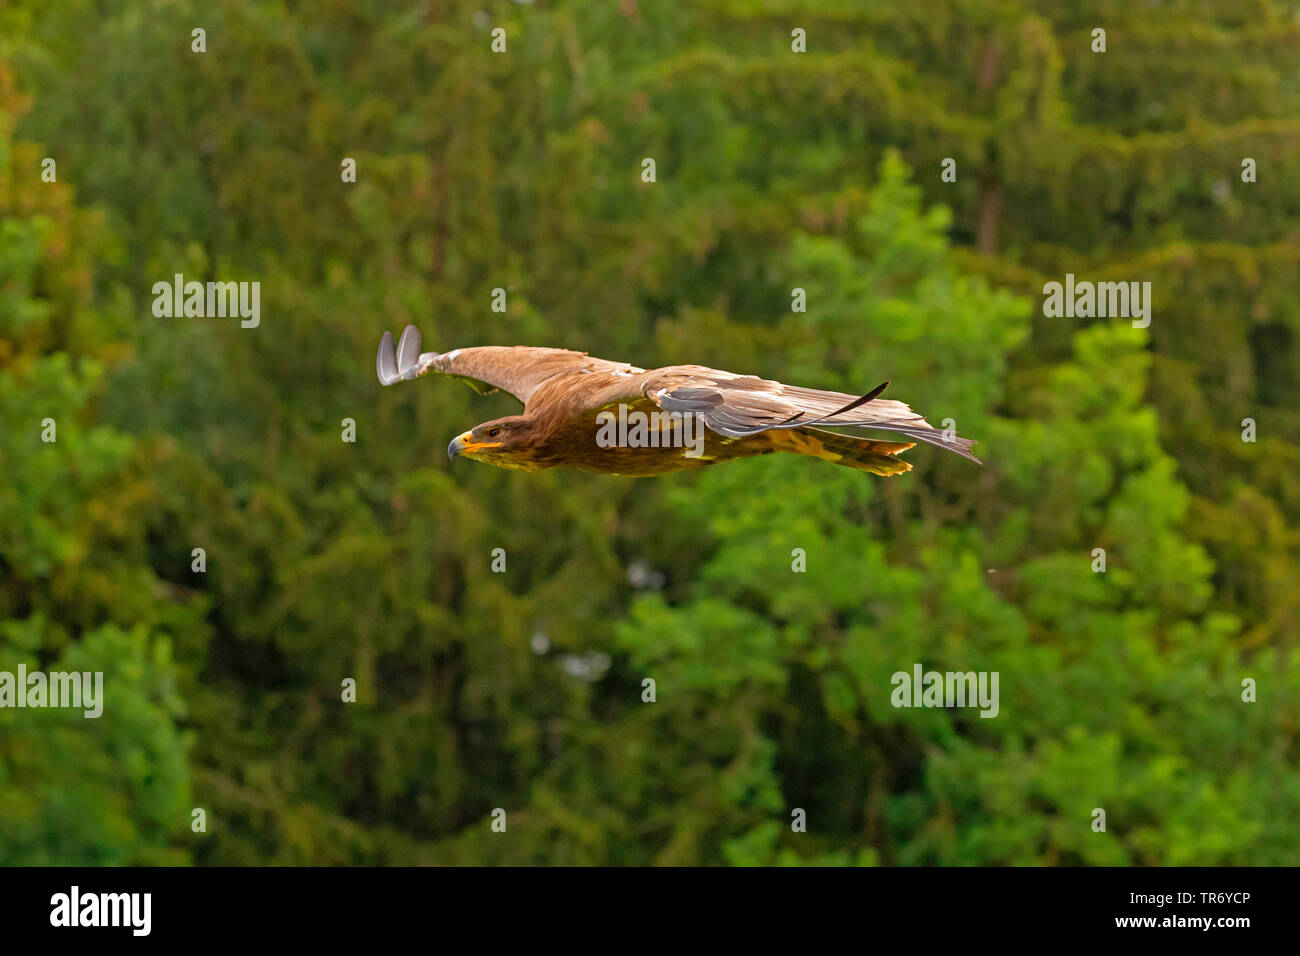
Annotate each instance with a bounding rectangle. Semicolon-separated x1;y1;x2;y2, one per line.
1;0;1296;865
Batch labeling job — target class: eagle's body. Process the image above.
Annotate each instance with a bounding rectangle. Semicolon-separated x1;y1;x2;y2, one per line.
377;327;978;477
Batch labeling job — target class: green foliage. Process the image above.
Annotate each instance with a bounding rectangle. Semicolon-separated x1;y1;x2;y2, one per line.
0;623;191;865
1;1;1295;865
0;71;197;863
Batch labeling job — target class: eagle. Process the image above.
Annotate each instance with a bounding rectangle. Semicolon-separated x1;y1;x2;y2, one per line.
377;326;978;477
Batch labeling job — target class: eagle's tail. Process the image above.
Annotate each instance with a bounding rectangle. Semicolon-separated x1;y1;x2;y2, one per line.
769;427;915;476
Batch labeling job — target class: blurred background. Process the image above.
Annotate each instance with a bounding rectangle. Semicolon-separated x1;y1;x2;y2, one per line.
1;0;1297;865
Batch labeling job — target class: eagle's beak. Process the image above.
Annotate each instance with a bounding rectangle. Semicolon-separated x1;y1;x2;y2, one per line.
447;431;502;460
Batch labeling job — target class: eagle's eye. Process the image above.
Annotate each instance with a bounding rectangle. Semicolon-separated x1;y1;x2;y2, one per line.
486;427;504;439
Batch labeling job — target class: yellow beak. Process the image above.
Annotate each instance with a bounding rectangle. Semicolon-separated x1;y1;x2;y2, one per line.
447;431;503;459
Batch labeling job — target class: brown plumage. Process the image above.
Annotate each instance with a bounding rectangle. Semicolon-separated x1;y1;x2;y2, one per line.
377;326;979;477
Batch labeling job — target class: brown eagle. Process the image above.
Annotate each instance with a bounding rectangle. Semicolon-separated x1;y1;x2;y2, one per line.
377;326;978;477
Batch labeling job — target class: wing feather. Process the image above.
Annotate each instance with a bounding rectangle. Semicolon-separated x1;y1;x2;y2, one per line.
376;325;637;404
634;366;980;462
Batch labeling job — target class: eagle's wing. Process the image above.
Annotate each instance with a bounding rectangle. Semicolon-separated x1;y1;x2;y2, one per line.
377;325;640;404
587;364;980;462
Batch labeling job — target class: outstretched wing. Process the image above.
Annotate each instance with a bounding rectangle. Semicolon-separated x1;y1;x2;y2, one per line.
376;325;638;404
590;364;980;462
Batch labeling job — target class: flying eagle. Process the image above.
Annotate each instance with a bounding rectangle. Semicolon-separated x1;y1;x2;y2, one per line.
377;326;978;477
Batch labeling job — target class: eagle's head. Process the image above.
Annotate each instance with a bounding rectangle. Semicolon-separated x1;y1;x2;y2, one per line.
447;416;540;470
